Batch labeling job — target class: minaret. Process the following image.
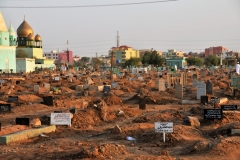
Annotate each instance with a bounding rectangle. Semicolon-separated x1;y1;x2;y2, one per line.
116;31;120;48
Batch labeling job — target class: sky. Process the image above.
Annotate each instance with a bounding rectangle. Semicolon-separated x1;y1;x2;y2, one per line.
0;0;240;57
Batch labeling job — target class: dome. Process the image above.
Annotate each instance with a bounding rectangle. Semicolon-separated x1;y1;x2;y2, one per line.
17;19;34;37
8;23;16;36
27;33;34;41
35;34;42;41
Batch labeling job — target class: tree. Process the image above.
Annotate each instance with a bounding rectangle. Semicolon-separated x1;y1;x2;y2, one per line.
204;55;219;66
80;57;90;63
141;50;164;66
16;49;28;58
125;57;142;67
92;58;102;70
186;57;204;66
141;51;151;65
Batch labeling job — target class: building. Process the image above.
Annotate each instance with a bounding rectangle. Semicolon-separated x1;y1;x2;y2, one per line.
43;50;59;60
0;11;17;73
15;15;55;72
73;55;81;61
57;50;73;64
204;46;228;58
165;57;187;68
109;45;140;63
162;49;184;58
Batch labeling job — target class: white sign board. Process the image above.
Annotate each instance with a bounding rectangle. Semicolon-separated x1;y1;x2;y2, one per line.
55;77;60;81
51;113;71;125
155;122;173;133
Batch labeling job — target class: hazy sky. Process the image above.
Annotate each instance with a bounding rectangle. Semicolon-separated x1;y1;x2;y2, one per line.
1;0;240;57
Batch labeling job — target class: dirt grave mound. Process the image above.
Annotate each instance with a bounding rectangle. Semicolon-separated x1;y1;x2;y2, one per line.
103;95;123;105
18;94;43;103
72;106;117;129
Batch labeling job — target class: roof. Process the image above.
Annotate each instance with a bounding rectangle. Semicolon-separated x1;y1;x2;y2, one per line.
0;11;8;32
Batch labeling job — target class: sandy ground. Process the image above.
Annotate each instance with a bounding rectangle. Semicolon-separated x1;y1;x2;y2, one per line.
0;69;240;160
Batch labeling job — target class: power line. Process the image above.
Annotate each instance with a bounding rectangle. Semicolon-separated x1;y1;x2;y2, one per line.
0;0;178;8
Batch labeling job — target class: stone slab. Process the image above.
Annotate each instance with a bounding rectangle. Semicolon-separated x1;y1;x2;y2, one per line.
0;125;56;145
231;129;240;135
181;100;200;104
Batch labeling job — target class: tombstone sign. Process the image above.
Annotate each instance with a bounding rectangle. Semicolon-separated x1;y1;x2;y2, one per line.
155;122;173;133
221;105;238;111
196;81;206;99
103;85;111;94
210;97;220;103
8;96;18;103
111;82;118;89
16;118;30;126
200;96;208;104
54;77;60;81
206;80;213;94
204;109;223;119
0;104;11;113
193;74;197;80
43;96;54;106
50;113;71;126
16;81;20;85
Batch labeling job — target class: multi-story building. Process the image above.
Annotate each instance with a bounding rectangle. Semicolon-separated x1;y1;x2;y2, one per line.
109;45;140;63
162;49;184;58
43;50;58;60
43;50;73;64
204;46;228;58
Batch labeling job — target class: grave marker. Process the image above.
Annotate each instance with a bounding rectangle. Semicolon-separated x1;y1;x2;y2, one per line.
16;118;30;126
204;109;223;119
43;96;54;106
50;113;71;126
8;96;18;103
221;105;237;111
206;80;213;94
0;104;11;113
34;85;40;92
175;83;183;99
158;78;165;91
54;111;63;113
200;96;208;104
196;81;206;99
155;122;173;142
103;85;111;94
111;82;118;89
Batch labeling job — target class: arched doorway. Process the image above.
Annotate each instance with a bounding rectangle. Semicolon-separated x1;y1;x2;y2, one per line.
5;57;9;72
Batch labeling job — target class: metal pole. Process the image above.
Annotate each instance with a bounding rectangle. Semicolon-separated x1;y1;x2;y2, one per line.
111;51;113;81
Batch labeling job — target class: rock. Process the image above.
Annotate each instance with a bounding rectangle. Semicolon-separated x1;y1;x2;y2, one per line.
30;118;41;127
112;125;122;134
183;116;200;127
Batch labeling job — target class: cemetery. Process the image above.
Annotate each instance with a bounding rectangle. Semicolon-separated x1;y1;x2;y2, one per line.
0;67;239;159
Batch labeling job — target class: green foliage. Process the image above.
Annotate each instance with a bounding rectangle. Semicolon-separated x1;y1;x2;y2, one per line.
81;57;90;63
74;60;84;67
16;49;28;58
186;57;204;66
92;58;102;69
51;87;59;92
141;50;164;66
204;55;219;66
125;57;142;67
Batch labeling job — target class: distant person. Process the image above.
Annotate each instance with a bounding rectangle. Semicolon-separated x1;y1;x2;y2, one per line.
236;62;240;75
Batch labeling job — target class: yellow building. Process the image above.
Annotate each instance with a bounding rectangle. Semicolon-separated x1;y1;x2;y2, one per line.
109;45;140;63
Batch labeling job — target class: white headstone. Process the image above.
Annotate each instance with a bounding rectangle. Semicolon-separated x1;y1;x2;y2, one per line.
158;79;165;91
34;85;40;92
196;81;206;99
